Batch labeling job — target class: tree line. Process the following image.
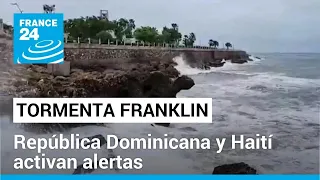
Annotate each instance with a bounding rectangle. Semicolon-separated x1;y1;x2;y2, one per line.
64;16;233;48
2;16;232;49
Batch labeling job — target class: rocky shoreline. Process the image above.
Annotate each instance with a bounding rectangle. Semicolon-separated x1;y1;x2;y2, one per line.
1;37;254;130
0;38;257;174
13;58;194;98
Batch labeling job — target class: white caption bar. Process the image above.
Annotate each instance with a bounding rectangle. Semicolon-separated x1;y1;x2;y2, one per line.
13;98;213;123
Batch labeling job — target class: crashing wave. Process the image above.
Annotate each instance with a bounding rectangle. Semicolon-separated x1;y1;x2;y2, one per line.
173;55;262;76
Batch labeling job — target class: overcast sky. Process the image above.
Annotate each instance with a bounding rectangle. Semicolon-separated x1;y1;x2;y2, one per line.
1;0;319;53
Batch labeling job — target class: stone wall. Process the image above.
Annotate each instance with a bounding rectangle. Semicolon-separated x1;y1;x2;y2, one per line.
0;38;249;76
64;43;249;70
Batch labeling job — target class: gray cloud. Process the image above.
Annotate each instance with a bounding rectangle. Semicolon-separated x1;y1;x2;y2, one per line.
1;0;319;52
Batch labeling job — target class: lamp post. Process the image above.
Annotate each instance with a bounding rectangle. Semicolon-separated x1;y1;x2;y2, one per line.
11;3;23;13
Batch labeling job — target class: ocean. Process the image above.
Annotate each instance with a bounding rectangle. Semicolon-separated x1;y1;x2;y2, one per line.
0;53;319;174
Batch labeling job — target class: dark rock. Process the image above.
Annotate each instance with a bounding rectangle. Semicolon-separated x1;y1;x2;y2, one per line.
11;58;194;132
179;127;197;132
15;60;192;99
231;59;248;64
143;71;173;97
208;60;225;67
172;75;195;95
204;65;210;70
155;123;170;127
212;162;257;174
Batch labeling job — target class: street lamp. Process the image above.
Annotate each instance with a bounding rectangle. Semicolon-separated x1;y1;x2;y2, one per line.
10;3;23;13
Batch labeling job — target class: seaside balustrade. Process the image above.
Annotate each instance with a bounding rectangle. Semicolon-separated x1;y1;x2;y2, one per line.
64;36;231;50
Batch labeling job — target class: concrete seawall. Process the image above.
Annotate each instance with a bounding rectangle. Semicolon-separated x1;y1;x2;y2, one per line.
61;43;249;75
64;43;248;62
0;37;250;76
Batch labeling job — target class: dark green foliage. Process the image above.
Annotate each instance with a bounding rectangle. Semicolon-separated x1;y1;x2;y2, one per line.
63;16;196;46
225;42;232;49
209;39;219;48
183;32;196;47
64;16;135;41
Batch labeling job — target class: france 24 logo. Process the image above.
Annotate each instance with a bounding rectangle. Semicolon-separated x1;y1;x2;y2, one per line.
13;13;64;64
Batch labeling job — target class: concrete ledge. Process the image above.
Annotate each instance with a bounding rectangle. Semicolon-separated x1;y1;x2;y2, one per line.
64;43;244;52
47;61;70;76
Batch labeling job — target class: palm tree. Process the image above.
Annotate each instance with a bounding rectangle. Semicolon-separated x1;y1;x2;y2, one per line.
183;35;189;47
213;41;219;48
129;19;135;29
189;33;196;46
189;33;196;41
208;39;214;47
118;18;128;28
225;42;232;50
43;4;55;13
171;23;178;30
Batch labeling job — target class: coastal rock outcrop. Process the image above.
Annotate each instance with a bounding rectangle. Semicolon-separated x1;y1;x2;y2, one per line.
8;56;194;132
14;61;194;98
154;123;171;127
212;162;257;174
231;59;248;64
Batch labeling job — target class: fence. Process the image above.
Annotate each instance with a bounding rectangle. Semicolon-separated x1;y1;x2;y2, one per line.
64;37;234;50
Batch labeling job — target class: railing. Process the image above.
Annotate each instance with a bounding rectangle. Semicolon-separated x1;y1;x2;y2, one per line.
64;37;235;50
